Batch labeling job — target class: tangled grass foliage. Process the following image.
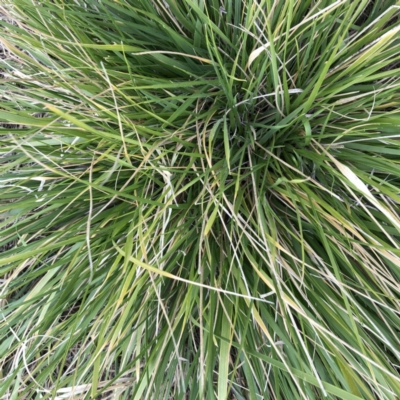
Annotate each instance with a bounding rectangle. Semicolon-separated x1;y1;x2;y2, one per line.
1;0;400;399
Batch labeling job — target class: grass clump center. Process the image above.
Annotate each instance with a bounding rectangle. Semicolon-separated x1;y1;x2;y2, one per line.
1;1;400;399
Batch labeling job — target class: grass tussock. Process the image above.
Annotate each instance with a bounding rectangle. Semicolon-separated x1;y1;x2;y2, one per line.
1;0;400;399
